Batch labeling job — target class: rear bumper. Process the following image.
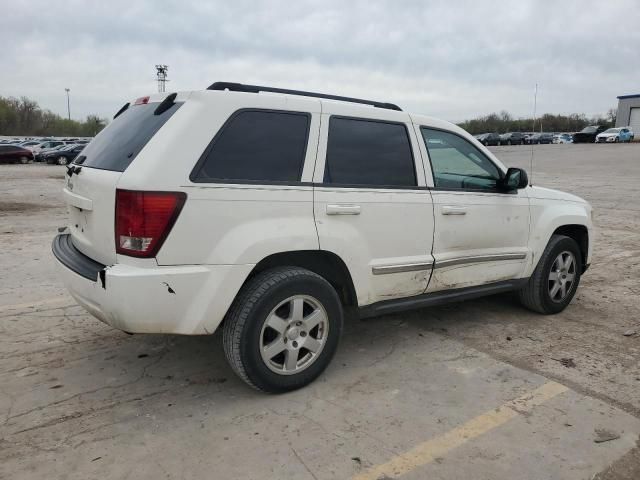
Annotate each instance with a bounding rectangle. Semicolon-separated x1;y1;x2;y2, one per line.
52;234;253;335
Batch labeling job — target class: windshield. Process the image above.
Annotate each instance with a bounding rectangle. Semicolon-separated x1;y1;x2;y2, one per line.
580;126;598;133
603;128;619;134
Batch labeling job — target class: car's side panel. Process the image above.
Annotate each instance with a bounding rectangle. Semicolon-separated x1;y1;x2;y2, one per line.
526;195;593;276
159;184;319;265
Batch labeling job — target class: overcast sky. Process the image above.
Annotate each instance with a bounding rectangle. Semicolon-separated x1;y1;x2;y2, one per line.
2;0;638;122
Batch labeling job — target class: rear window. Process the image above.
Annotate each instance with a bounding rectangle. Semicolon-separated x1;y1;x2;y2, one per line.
192;110;310;183
80;101;182;172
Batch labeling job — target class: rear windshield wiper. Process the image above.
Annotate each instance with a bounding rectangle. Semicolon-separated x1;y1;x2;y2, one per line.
113;102;130;119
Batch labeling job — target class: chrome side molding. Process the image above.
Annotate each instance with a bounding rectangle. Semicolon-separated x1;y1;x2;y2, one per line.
371;253;527;275
434;253;527;269
372;262;433;275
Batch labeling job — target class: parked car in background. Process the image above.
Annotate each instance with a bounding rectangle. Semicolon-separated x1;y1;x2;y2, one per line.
500;132;526;145
35;144;67;162
474;133;501;146
526;133;554;144
596;127;634;143
553;134;573;144
0;144;34;164
31;140;66;154
42;144;85;165
18;140;41;150
572;125;606;143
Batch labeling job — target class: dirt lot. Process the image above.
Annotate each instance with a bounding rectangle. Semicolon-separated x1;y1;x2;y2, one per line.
1;143;639;479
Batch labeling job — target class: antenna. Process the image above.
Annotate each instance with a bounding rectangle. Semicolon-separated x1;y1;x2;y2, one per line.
529;83;538;186
155;65;169;93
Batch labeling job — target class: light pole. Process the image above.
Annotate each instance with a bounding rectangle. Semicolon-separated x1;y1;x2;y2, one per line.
65;88;71;120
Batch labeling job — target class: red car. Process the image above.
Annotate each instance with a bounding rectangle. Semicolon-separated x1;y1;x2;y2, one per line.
0;144;34;164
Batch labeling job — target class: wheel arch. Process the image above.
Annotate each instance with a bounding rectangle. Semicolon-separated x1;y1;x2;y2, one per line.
552;224;589;272
246;250;358;308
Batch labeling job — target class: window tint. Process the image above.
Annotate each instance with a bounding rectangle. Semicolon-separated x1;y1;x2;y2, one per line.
195;110;310;183
81;101;182;172
324;117;416;187
421;128;501;191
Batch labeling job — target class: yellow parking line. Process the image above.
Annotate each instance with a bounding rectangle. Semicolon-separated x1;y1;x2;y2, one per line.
352;381;568;480
0;296;73;313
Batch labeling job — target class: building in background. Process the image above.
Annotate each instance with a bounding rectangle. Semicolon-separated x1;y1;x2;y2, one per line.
616;94;640;135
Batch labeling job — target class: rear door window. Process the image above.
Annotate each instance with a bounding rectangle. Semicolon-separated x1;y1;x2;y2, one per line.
80;101;182;172
324;117;416;187
192;110;310;183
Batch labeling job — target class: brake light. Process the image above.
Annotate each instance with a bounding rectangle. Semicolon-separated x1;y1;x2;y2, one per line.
134;96;150;105
115;189;186;258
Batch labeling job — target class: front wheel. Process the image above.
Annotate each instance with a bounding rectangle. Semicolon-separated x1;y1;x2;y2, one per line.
19;156;30;164
223;267;343;392
518;235;582;314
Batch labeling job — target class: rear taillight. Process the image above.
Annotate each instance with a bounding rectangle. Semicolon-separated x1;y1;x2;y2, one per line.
115;189;186;258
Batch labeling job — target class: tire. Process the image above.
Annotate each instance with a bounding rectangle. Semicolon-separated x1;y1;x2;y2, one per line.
223;267;343;393
518;235;582;314
507;140;512;145
19;156;30;164
614;137;619;143
57;156;69;166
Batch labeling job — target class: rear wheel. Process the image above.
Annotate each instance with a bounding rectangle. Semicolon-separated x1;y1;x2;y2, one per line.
57;156;69;166
223;267;343;392
519;235;582;314
507;140;512;145
19;156;29;164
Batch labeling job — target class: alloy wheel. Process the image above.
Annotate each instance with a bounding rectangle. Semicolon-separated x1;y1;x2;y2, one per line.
259;295;329;375
548;251;576;302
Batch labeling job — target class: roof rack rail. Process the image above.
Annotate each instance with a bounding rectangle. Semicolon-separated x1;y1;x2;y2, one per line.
207;82;402;111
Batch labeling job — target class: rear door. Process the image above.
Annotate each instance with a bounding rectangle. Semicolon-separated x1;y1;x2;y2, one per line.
313;104;434;306
63;96;184;265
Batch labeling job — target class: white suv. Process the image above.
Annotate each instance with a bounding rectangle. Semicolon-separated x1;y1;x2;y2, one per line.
53;82;593;392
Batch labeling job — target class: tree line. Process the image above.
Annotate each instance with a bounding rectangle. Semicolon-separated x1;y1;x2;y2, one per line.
0;96;107;137
458;109;617;135
1;93;619;139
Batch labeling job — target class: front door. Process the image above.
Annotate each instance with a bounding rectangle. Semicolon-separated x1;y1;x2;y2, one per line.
417;126;530;292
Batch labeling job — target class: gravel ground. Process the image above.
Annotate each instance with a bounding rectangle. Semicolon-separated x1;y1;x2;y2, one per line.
1;143;639;479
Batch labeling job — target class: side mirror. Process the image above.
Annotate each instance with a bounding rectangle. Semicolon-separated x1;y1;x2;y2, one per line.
500;167;528;190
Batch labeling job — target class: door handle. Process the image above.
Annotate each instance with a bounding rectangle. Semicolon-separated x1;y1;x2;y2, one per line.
442;206;467;215
326;204;361;215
